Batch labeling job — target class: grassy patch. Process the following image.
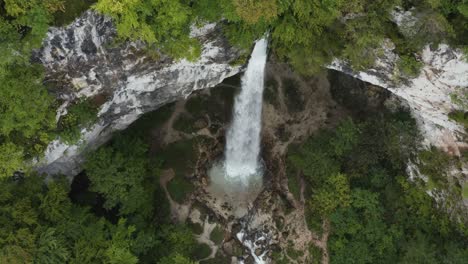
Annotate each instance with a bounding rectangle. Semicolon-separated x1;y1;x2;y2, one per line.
305;206;323;236
463;182;468;199
419;147;451;188
287;164;301;201
188;221;204;235
54;0;97;26
57;98;98;144
192;243;212;260
210;226;224;244
308;244;322;264
448;110;468;131
167;174;195;204
286;242;303;260
271;251;289;264
159;138;198;177
160;138;198;203
397;55;423;78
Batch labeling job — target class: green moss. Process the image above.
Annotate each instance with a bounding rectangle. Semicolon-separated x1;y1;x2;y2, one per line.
305;206;323;236
188;221;204;235
210;226;224;244
167;173;195;204
57;98;99;144
54;0;97;26
462;182;468;199
419;147;451;188
229;52;249;66
286;243;303;260
287;159;301;201
159;138;198;177
192;242;212;260
271;251;289;264
397;55;424;78
159;138;199;203
448;110;468;131
308;244;322;264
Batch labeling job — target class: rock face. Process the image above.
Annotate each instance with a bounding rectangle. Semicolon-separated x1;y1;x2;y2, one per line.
34;11;241;176
330;43;468;155
330;8;467;155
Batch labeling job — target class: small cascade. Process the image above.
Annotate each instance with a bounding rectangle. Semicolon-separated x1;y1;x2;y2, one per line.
224;38;268;184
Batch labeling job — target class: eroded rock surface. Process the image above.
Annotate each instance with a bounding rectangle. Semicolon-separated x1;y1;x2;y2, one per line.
330;21;467;155
34;11;241;176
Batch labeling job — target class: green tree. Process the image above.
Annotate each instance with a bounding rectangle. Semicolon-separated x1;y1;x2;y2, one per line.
158;253;196;264
93;0;200;60
105;219;139;264
311;173;351;216
0;142;23;178
84;137;151;216
35;228;71;264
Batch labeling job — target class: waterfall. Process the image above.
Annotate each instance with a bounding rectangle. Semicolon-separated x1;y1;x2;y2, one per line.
224;38;268;183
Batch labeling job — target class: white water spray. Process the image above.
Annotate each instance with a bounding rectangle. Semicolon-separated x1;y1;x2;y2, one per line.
224;38;268;184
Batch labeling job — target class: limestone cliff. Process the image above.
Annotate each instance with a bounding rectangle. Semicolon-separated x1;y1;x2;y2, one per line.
34;11;241;176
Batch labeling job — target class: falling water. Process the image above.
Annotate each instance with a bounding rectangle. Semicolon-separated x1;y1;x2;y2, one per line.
224;38;268;184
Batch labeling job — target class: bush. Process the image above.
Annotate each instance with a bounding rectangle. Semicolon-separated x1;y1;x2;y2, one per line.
58;98;98;144
209;226;224;244
448;110;468;131
397;55;424;78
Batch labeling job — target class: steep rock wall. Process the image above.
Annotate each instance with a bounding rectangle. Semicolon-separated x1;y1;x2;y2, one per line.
34;11;241;176
329;43;468;155
330;8;467;155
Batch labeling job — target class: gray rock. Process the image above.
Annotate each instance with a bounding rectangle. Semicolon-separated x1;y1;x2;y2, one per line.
34;11;241;176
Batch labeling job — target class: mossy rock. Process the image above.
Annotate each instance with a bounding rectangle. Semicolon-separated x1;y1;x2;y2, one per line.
286;242;303;260
462;182;468;199
188;221;204;235
159;138;198;177
448;110;468;131
308;244;322;264
210;226;224;244
192;242;212;260
304;207;323;237
167;175;195;204
286;160;301;201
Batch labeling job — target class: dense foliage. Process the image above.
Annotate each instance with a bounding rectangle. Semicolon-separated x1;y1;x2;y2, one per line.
0;0;62;177
0;129;200;263
289;110;467;263
94;0;467;74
